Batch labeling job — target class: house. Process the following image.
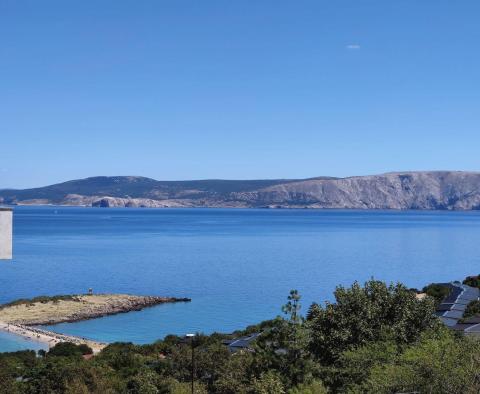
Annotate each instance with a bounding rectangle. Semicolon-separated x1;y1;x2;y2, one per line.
222;333;261;353
434;282;479;330
451;315;480;335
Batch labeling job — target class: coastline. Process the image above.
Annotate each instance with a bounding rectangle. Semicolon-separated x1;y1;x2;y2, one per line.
0;294;190;353
4;171;480;211
0;321;107;353
5;203;480;212
0;294;191;326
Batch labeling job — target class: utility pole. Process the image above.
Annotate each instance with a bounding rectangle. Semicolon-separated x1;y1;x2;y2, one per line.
186;333;195;394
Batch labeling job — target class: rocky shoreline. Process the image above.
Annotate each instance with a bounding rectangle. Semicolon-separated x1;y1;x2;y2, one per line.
5;171;480;210
0;294;191;326
34;296;192;326
0;294;191;352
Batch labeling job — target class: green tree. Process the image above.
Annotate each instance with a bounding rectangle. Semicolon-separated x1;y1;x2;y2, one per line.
126;369;169;394
48;342;92;358
364;328;480;393
170;380;208;394
0;351;38;394
305;303;321;321
308;279;439;364
64;378;90;394
282;290;306;385
422;283;451;304
21;358;108;393
254;291;319;388
282;290;302;324
463;275;480;288
329;337;398;391
0;366;19;394
194;342;231;389
462;299;480;320
288;380;327;394
251;371;285;394
212;351;254;394
95;342;144;375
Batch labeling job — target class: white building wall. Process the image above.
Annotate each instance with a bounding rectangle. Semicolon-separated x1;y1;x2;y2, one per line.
0;209;12;259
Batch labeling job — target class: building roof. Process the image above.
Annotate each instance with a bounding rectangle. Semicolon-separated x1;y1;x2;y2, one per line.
435;282;479;328
460;315;480;324
222;333;261;352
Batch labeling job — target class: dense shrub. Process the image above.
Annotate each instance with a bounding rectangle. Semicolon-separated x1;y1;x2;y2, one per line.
363;328;480;393
462;299;480;320
48;342;93;357
309;280;439;364
422;283;451;304
463;275;480;288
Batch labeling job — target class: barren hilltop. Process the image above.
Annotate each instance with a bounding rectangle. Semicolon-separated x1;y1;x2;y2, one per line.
2;171;480;210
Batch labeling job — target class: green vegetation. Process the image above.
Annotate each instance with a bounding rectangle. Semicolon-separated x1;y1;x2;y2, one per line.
0;176;305;205
0;295;79;309
47;342;93;358
0;279;476;393
461;299;480;321
463;274;480;288
422;283;451;304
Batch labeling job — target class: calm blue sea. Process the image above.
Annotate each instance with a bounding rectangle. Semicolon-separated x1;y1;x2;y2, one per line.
1;206;480;352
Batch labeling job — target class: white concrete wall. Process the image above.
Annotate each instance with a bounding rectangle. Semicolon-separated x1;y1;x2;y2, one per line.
0;209;12;259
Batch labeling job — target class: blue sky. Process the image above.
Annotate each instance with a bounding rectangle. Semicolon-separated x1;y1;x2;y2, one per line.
1;1;480;188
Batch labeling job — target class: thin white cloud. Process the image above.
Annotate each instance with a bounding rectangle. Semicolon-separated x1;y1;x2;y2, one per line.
346;44;361;50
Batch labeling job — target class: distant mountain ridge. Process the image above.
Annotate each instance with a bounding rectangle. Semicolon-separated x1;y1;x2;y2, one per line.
2;172;480;210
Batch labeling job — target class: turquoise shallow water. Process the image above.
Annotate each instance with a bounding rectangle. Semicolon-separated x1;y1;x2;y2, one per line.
0;330;47;352
1;206;480;351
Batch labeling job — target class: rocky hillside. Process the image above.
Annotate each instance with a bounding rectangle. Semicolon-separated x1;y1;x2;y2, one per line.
1;172;480;210
0;176;302;206
236;171;480;210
